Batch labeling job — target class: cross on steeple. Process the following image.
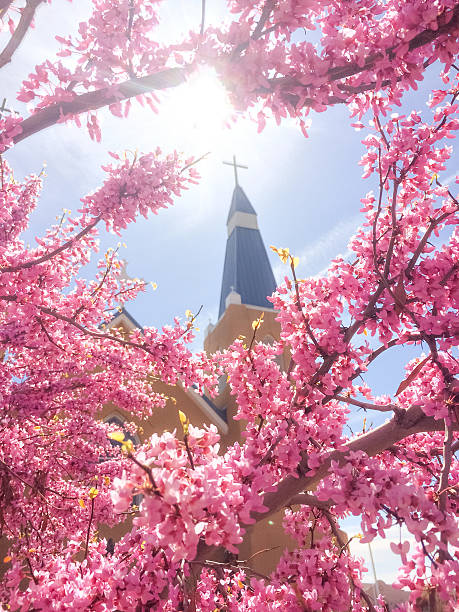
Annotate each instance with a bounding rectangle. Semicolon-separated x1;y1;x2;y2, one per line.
0;98;16;117
223;155;248;187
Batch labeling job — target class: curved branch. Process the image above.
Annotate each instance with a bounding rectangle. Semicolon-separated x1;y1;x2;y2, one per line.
0;215;101;274
250;405;455;525
0;0;44;69
13;67;187;145
10;5;459;147
265;5;459;106
195;405;457;566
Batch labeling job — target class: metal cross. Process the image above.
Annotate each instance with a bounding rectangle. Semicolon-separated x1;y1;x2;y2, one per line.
223;155;248;187
0;98;17;117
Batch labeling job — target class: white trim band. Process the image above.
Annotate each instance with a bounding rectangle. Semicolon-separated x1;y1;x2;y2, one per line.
227;211;258;236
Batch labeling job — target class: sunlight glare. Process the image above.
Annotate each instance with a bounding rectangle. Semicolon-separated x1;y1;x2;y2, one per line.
160;67;234;151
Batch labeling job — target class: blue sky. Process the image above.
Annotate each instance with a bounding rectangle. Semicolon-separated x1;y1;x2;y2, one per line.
2;0;457;586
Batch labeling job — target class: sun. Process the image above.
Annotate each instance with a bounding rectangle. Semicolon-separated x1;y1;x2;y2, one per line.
159;67;235;150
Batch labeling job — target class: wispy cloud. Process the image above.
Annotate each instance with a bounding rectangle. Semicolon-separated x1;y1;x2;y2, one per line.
442;171;459;186
299;214;361;273
274;214;361;281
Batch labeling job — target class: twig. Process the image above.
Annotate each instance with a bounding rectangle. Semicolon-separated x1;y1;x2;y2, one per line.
0;296;195;374
0;457;44;498
322;510;378;612
245;545;280;562
10;7;459;147
321;335;422;406
128;454;160;494
252;0;277;40
36;317;66;352
430;439;459;457
387;445;439;481
190;559;270;582
433;90;459;134
265;5;459;107
89;246;119;300
420;537;438;569
127;0;134;40
183;434;195;469
383;176;401;278
290;258;327;357
25;555;39;585
334;394;401;414
405;210;455;278
2;150;206;275
439;261;458;286
180;151;210;175
83;496;96;560
0;215;101;274
0;1;13;13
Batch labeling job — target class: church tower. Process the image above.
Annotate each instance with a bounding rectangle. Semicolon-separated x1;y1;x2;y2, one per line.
205;160;280;360
218;183;276;318
204;164;294;574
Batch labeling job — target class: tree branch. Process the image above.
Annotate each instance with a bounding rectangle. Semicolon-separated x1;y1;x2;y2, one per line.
438;414;454;561
252;0;277;40
289;493;332;509
194;405;457;567
83;496;95;560
200;0;206;36
13;67;187;145
430;439;459;457
249;405;455;526
440;261;458;286
405;210;456;278
0;0;44;69
11;5;459;148
266;5;459;107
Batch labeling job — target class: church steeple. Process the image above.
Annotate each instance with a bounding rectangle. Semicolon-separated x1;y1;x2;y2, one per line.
218;165;277;318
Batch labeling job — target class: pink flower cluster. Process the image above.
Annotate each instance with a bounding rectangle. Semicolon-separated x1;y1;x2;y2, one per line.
111;424;266;561
80;149;199;232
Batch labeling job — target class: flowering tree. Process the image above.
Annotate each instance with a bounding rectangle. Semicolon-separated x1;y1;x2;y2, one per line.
0;1;458;610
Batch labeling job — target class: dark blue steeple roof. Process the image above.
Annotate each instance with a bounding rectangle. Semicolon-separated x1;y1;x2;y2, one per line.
226;185;256;222
219;186;276;318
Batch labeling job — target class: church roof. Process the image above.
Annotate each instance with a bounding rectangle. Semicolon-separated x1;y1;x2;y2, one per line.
219;186;277;318
226;185;256;222
105;306;144;332
118;307;144;331
107;309;225;424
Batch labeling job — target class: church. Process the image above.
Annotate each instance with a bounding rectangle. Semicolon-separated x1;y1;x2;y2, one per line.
103;163;296;576
104;170;415;609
